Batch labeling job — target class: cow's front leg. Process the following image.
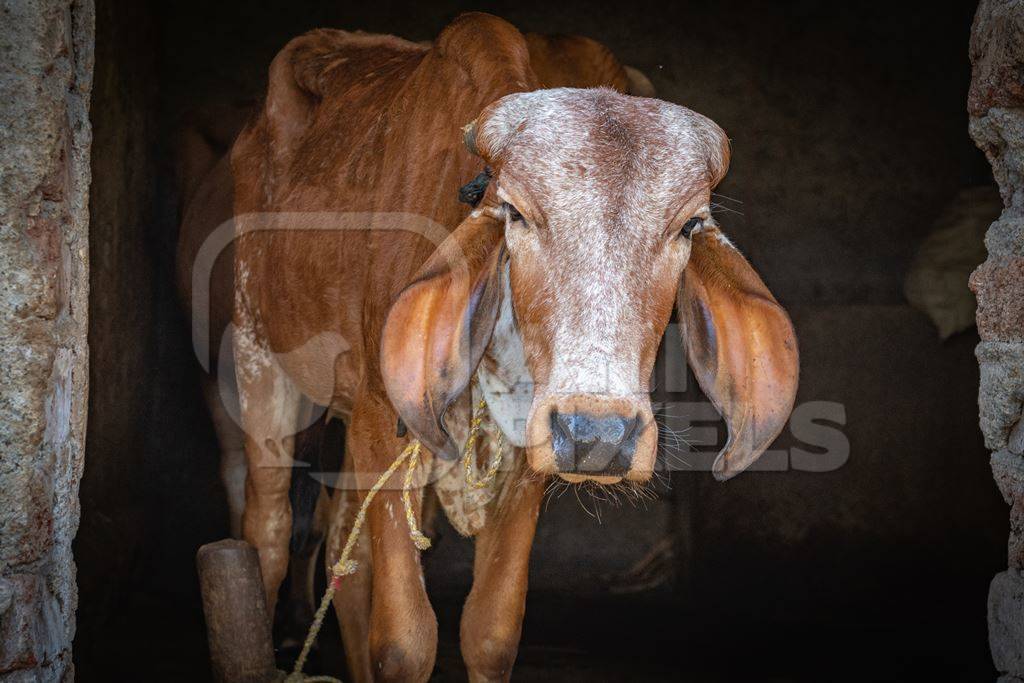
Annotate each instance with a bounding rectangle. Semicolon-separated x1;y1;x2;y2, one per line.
461;458;545;683
349;392;437;682
234;315;301;618
326;440;372;682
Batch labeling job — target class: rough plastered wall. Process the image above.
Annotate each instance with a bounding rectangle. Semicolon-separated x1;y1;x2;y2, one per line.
968;1;1024;680
0;1;94;680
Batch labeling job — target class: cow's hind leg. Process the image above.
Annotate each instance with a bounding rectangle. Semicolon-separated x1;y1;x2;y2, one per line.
278;416;335;655
234;318;302;618
201;375;247;538
461;458;545;683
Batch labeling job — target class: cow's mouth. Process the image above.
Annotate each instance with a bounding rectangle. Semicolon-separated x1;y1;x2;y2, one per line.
558;473;624;485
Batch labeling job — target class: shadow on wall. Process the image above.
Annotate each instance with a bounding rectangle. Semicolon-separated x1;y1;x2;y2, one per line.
78;0;1002;680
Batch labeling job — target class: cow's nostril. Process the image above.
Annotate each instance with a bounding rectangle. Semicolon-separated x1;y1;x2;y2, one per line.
550;411;576;472
549;411;639;475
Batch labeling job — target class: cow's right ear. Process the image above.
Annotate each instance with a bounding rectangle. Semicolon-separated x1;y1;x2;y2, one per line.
380;206;506;460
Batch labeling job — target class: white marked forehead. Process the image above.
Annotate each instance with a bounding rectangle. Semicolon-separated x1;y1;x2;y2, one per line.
481;88;727;229
480;87;727;177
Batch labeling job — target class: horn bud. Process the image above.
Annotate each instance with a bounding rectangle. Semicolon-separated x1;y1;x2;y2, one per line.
462;120;480;156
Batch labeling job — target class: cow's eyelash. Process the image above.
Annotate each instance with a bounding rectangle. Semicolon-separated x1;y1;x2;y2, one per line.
502;202;524;224
679;216;704;239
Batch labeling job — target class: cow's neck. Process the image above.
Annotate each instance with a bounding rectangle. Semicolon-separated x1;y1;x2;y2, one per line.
477;261;533;448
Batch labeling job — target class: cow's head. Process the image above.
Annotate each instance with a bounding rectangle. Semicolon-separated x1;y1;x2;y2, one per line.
382;88;798;484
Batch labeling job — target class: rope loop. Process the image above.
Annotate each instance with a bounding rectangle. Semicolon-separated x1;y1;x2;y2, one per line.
403;443;433;550
462;397;504;490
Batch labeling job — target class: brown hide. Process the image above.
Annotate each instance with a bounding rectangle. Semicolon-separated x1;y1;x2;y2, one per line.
525;33;632;91
228;16;534;412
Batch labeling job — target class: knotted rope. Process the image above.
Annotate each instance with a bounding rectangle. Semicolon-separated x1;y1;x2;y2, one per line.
287;396;501;681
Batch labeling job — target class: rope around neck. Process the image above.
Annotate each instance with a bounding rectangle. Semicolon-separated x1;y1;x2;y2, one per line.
463;397;503;490
287;397;500;681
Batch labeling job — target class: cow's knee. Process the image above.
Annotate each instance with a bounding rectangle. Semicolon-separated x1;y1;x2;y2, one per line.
369;589;437;683
461;624;520;683
371;631;436;683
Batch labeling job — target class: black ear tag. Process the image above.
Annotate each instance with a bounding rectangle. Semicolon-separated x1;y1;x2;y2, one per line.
458;167;492;207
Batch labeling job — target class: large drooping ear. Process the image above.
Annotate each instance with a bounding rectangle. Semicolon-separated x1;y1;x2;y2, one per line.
677;226;799;481
381;208;506;460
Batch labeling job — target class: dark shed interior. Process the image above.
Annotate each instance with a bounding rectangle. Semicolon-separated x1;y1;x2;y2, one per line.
77;1;1004;680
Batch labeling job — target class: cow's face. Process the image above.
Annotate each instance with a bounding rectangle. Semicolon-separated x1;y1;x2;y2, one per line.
476;89;726;482
382;88;798;486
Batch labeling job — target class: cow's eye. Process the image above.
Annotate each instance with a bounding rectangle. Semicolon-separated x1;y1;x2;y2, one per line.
679;216;703;239
503;202;524;224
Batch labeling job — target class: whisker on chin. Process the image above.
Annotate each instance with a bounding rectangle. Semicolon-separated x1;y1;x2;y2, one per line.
657;431;688;450
543;477;572;513
573;483;599;520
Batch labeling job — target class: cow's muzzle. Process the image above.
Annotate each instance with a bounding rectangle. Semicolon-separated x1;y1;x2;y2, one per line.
526;394;656;483
550;411;639;476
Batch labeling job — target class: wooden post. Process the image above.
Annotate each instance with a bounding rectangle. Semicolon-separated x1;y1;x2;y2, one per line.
197;539;280;683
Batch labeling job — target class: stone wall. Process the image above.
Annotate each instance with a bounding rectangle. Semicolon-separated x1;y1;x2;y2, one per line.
0;1;94;680
968;1;1024;680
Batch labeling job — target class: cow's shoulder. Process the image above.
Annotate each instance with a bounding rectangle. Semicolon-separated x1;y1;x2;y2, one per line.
269;14;536;132
265;27;429;139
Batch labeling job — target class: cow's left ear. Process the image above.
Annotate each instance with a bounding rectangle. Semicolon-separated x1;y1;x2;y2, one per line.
676;226;799;480
381;208;506;460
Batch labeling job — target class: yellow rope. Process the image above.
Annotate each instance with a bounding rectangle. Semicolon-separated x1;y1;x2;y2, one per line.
288;395;502;681
288;441;423;680
403;443;433;550
462;397;504;490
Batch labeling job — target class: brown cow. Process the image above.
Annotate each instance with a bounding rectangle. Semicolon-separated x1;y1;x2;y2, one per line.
178;13;797;682
176;29;655;544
